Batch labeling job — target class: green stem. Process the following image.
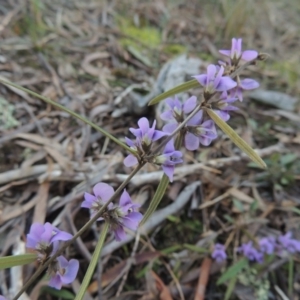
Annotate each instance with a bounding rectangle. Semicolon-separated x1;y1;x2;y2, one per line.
13;163;144;300
75;223;109;300
0;78;135;154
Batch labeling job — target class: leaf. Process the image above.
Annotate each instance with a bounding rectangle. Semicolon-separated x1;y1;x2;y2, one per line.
0;253;37;269
74;223;109;300
205;108;267;169
140;173;169;226
217;258;249;285
148;79;199;105
40;287;75;300
224;276;238;300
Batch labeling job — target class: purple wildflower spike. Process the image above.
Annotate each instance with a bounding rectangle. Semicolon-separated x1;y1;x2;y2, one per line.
26;223;72;258
229;78;259;101
153;140;183;182
193;64;236;96
111;189;143;241
219;38;258;65
81;182;114;218
278;232;300;254
259;237;276;255
212;243;227;262
48;256;79;290
238;242;263;263
213;91;239;121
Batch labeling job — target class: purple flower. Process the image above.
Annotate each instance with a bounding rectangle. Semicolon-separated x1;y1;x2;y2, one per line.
193;64;236;95
26;223;72;257
160;96;197;123
48;256;79;290
212;243;227;262
153;140;183;182
238;242;263;263
81;183;143;241
229;78;259;101
213;91;239;121
219;38;258;64
163;110;217;151
81;182;114;219
259;237;276;255
111;189;143;241
129;117;167;147
278;232;300;254
124;117;168;167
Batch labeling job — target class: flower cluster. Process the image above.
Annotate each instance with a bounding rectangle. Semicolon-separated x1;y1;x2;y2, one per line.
26;223;79;290
122;38;260;182
124;117;182;182
211;232;300;265
81;182;143;241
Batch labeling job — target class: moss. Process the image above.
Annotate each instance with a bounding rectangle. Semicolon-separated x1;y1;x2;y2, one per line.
162;44;187;55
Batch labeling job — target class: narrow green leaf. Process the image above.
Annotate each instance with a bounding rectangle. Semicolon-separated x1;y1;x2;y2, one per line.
148;79;199;105
0;78;135;154
140;173;169;225
75;223;109;300
205;108;267;169
41;287;75;299
183;244;209;254
288;258;294;296
224;276;237;300
217;258;248;285
0;253;37;269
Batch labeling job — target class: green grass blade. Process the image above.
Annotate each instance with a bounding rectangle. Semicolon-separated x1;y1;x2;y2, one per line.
217;258;248;285
224;276;237;300
288;258;294;296
0;253;37;269
148;79;199;105
206;108;267;169
140;173;169;226
75;223;109;300
0;78;135;154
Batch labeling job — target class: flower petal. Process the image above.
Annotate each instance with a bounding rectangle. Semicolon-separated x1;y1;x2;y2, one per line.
184;132;199;151
152;130;168;142
241;50;258;61
51;229;73;243
187;110;203;126
160;110;173;121
121;212;143;230
81;192;96;208
240;78;259;90
124;154;138;167
215;110;230;122
163;140;176;154
219;50;231;57
162;122;177;133
125;137;135;147
137;117;150;136
49;274;62;290
183;96;197;114
216;77;237;92
193;74;207;87
93;182;114;202
206;64;217;81
162;165;175;182
61;259;79;284
114;226;127;241
119;189;132;207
